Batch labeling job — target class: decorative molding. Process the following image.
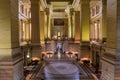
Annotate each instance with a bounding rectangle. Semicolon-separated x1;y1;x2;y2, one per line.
51;12;68;18
40;0;47;11
72;0;80;11
102;47;120;65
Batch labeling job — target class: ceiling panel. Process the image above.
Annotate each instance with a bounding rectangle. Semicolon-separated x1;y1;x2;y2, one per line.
46;0;73;4
46;0;74;12
51;2;69;7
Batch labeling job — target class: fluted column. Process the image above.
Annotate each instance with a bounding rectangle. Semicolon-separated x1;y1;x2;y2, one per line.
31;0;41;57
0;0;23;80
101;0;120;80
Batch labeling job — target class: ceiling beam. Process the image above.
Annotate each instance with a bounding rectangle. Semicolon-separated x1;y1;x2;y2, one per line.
46;0;73;4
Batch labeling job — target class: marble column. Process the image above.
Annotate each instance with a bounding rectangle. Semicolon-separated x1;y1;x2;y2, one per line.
80;0;90;58
68;11;72;39
44;13;47;39
31;0;41;57
64;19;68;38
75;11;80;41
73;11;75;39
102;0;107;41
0;0;24;80
40;11;45;44
47;9;51;39
80;0;90;42
70;8;74;39
40;11;46;51
45;8;51;39
101;0;120;80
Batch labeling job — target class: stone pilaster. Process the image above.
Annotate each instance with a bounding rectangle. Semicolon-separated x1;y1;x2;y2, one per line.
45;8;51;39
40;11;46;51
40;11;45;44
64;19;68;38
80;0;90;58
80;0;90;42
31;0;41;57
101;0;120;80
102;0;107;41
75;11;80;41
0;0;23;80
70;8;74;39
68;11;72;38
44;13;47;39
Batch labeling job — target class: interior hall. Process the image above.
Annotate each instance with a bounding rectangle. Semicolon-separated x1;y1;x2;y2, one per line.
0;0;119;80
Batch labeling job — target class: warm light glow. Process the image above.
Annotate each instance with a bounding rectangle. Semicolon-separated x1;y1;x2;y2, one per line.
68;15;72;38
23;22;26;40
82;25;90;41
58;51;61;59
58;32;60;36
26;54;30;58
98;21;101;40
54;35;57;39
48;15;51;38
44;14;47;39
30;24;31;40
72;13;75;38
26;50;30;58
31;57;40;61
95;22;97;39
26;24;29;41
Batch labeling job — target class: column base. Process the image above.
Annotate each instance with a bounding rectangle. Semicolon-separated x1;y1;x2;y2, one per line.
31;44;41;58
0;58;24;80
0;48;24;80
80;41;90;58
101;48;120;80
101;59;120;80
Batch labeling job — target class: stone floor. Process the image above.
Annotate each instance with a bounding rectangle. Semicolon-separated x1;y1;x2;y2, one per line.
26;54;98;80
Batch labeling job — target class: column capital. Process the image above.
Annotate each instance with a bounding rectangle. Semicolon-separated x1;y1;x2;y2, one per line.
45;8;50;15
70;8;75;16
